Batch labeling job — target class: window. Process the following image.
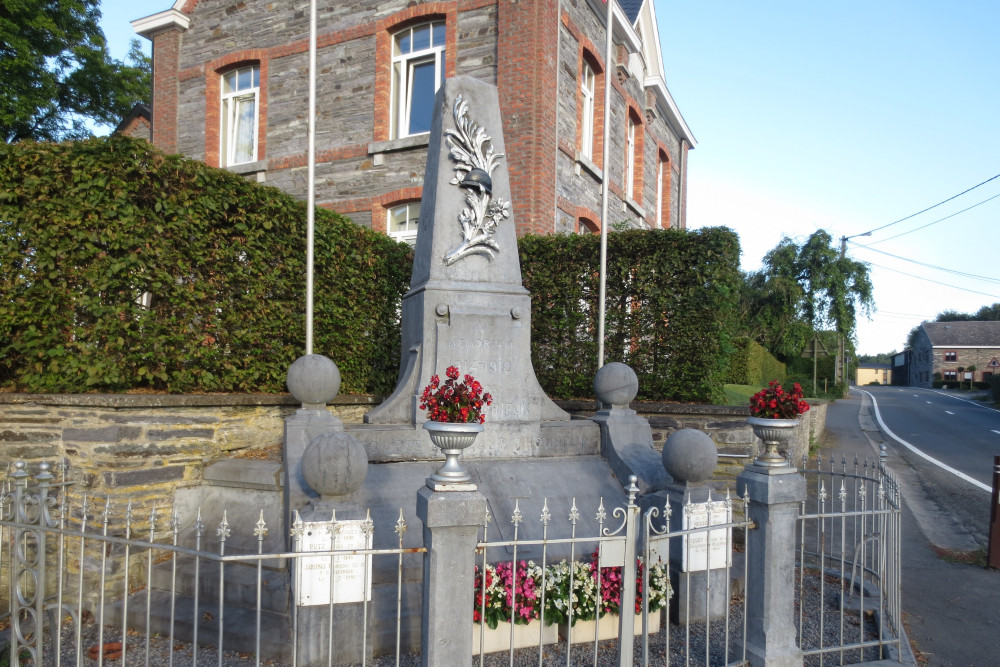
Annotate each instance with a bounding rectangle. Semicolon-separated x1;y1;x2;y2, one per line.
580;61;596;161
625;116;636;200
388;202;420;245
943;371;957;382
944;351;957;362
391;21;446;139
220;66;260;166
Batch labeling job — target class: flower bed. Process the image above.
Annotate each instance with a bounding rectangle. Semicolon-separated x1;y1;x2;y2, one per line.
473;549;672;637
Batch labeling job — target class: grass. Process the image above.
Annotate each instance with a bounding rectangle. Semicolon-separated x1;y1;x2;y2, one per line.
723;384;756;406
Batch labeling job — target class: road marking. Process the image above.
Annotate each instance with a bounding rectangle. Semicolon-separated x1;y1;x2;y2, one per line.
945;410;954;415
860;390;990;493
992;430;1000;436
926;401;933;404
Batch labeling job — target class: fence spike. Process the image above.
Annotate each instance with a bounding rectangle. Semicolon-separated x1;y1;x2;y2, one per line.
596;497;607;523
394;508;407;539
254;510;268;539
217;510;231;541
540;498;551;526
569;498;580;524
511;499;523;527
290;509;304;541
362;508;374;537
194;507;205;537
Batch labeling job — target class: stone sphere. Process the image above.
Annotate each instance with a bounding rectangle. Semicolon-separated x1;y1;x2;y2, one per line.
662;428;717;483
287;354;341;406
301;431;368;497
593;362;638;408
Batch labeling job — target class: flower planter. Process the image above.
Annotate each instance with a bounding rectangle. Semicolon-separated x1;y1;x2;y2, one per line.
747;416;799;468
558;609;661;643
423;420;482;483
472;620;557;654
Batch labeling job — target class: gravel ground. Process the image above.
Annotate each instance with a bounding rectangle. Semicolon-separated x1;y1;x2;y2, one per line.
15;567;889;667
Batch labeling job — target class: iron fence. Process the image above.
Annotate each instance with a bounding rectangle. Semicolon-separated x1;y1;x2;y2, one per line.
796;450;903;665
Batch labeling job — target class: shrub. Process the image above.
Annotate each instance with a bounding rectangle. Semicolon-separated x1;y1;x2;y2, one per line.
0;136;411;394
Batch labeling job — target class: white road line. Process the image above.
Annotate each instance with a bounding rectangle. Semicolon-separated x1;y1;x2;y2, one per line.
992;430;1000;436
860;390;991;493
945;410;954;415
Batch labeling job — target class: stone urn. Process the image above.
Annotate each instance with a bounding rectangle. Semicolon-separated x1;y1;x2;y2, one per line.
746;416;798;468
423;421;483;484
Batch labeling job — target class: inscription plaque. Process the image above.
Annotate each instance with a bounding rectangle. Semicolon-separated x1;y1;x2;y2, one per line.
295;519;372;606
681;500;731;572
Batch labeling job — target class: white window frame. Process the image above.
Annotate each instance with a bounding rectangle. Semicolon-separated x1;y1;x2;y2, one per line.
580;61;596;160
220;65;260;167
655;156;664;228
390;21;446;139
387;202;420;245
625;116;636;200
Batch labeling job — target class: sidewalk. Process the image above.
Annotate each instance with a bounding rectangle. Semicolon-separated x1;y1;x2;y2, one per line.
823;391;999;667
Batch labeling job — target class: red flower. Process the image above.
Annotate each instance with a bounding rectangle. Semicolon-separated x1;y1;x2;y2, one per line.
419;366;493;424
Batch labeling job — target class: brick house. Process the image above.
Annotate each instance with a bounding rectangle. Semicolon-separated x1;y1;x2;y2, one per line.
131;0;694;243
908;321;1000;387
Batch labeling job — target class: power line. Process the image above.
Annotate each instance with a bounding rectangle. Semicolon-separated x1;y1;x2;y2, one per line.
868;191;1000;244
863;172;1000;236
865;260;1000;299
850;242;1000;284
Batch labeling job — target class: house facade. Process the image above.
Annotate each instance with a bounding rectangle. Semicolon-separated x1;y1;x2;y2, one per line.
855;363;890;386
908;321;1000;388
132;0;694;243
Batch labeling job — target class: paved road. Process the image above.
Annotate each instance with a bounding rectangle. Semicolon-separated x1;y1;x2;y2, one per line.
823;391;999;667
856;386;998;548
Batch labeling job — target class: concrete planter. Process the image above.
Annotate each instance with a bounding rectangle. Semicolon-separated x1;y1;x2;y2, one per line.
472;620;557;654
558;609;661;642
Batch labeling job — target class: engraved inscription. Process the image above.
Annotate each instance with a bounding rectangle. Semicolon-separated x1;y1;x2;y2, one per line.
295;520;372;606
681;500;732;572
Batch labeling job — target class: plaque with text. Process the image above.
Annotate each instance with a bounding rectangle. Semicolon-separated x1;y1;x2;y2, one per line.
681;500;732;572
295;519;372;606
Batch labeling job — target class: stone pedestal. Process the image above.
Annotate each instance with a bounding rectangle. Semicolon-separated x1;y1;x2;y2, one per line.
291;505;374;667
737;465;806;667
417;485;487;667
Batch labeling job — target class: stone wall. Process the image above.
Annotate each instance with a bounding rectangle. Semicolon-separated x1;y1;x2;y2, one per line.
1;393;825;507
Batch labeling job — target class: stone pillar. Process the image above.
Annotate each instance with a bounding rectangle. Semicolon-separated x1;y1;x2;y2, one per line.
661;429;729;624
737;464;806;667
417;485;487;666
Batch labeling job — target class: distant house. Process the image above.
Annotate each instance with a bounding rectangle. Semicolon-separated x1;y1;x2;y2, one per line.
908;321;1000;387
131;0;695;244
856;363;890;386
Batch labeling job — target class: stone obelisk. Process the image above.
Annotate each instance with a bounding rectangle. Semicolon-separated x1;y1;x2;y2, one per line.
364;76;569;458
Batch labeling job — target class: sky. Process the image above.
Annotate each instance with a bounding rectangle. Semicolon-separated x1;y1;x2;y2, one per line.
98;1;1000;357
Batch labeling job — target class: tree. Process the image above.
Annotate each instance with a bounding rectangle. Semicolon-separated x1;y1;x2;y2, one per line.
758;230;874;341
1;1;151;143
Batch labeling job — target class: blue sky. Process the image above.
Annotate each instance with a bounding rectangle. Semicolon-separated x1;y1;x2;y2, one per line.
99;1;1000;357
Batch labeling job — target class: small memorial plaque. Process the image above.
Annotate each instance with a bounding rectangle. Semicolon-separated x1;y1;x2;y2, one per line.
681;500;731;572
295;519;372;606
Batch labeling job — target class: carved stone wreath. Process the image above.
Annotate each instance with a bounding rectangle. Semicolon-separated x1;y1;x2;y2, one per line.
443;94;510;265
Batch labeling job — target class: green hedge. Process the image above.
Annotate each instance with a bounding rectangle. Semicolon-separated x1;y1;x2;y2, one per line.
519;227;741;404
0;136;412;394
725;337;785;386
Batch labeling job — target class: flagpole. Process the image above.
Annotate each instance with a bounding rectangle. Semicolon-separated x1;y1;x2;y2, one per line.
597;0;614;369
305;0;317;354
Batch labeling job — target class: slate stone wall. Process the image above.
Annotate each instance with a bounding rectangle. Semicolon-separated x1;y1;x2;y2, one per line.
2;394;824;510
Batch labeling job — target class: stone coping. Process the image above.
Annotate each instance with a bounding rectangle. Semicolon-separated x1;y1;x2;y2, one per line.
0;392;824;414
0;393;381;408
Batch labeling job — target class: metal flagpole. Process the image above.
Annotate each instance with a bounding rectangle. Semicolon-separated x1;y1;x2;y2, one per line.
596;0;614;369
305;0;317;354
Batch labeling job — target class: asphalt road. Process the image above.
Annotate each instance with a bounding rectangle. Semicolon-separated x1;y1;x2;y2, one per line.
856;386;999;548
825;391;999;667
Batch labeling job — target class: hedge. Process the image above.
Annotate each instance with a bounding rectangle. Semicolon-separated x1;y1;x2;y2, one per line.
726;337;786;386
1;138;741;402
519;227;741;404
0;136;412;394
